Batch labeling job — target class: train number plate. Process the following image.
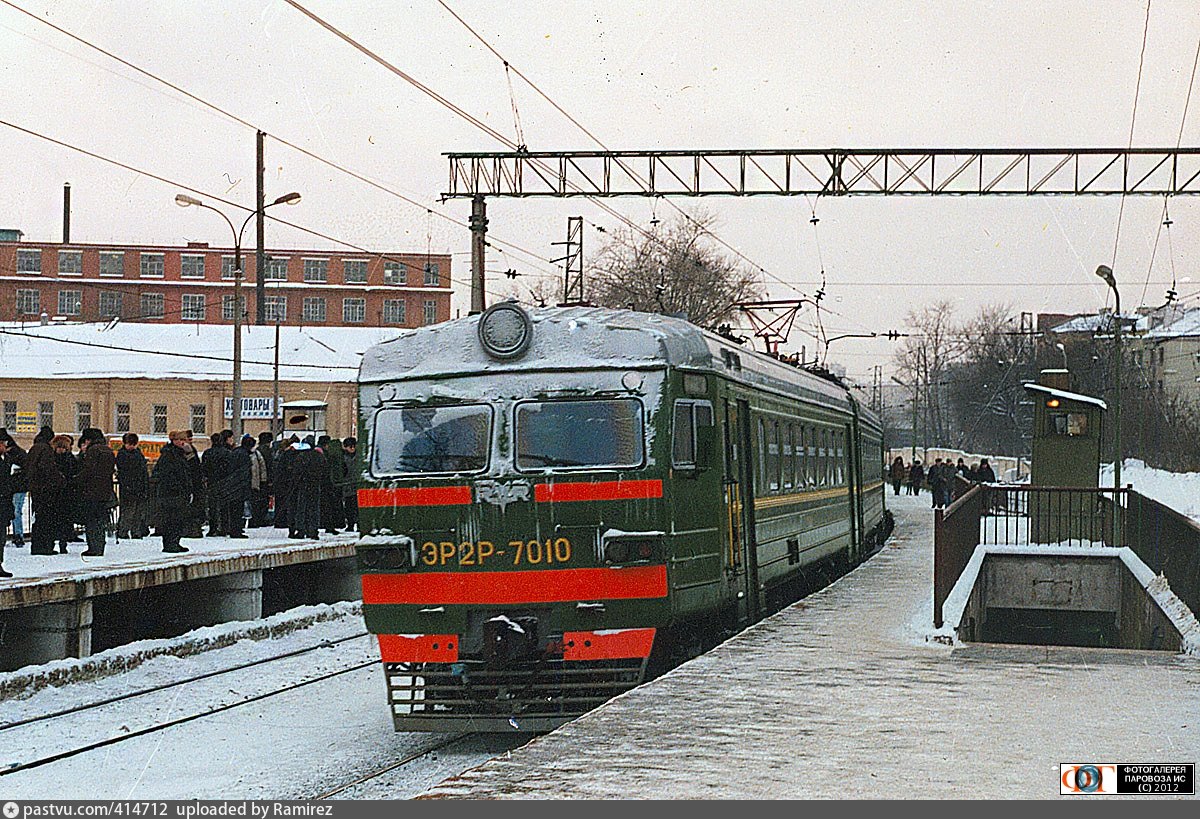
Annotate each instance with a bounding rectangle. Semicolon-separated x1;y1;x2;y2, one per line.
418;537;573;567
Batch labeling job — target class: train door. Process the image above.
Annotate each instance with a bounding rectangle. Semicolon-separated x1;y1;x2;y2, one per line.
846;420;862;563
723;398;760;623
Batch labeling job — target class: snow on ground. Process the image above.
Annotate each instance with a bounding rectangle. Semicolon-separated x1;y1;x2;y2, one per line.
0;525;357;582
0;609;524;799
1102;458;1200;523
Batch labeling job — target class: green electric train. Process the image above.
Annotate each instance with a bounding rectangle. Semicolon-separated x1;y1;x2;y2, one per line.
355;303;889;732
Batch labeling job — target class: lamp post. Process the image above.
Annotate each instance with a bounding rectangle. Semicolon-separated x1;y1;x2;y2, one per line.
175;191;301;438
1095;263;1122;540
1055;342;1068;370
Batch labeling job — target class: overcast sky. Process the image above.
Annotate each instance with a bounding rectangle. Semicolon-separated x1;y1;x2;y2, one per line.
1;0;1198;382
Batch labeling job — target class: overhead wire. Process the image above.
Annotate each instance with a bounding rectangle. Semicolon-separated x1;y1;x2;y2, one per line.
429;0;809;299
0;0;557;275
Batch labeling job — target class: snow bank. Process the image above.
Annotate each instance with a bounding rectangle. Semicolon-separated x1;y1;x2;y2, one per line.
0;600;362;701
1102;459;1200;523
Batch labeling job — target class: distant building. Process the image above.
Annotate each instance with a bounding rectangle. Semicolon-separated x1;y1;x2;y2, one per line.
0;322;401;443
1135;306;1200;406
0;236;451;328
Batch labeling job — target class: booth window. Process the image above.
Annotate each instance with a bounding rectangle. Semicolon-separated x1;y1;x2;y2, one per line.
1049;412;1088;437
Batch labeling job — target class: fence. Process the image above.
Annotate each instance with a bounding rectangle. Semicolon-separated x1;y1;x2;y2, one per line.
932;483;1199;629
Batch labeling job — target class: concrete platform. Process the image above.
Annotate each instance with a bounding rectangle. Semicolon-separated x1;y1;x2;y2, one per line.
0;529;360;671
424;494;1200;799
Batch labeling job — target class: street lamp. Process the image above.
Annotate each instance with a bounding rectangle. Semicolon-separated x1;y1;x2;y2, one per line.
1095;263;1122;539
1054;342;1068;370
175;191;301;438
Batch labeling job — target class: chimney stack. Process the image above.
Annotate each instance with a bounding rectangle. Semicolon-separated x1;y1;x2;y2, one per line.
62;183;71;244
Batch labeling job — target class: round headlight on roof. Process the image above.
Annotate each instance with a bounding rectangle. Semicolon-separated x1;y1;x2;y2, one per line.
478;301;533;360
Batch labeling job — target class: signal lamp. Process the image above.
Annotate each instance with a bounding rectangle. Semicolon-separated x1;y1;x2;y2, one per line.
1046;398;1060;408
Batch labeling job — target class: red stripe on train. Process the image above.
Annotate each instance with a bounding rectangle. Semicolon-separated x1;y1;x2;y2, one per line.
534;479;663;503
377;633;459;663
357;486;472;507
563;628;656;661
361;565;668;605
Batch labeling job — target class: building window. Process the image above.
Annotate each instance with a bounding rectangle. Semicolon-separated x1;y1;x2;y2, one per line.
303;258;328;283
16;289;40;315
75;401;92;432
182;294;206;321
38;401;53;431
181;254;205;279
99;291;123;318
58;250;82;276
3;401;16;430
140;253;164;278
423;262;440;287
423;299;437;325
383;261;406;285
221;256;237;279
265;257;288;281
115;402;130;433
221;294;247;321
343;259;368;284
58;290;82;316
140;292;165;319
343;297;365;324
99;251;124;277
152;404;168;435
190;404;206;435
302;296;326;323
382;299;406;325
264;295;287;322
16;249;41;274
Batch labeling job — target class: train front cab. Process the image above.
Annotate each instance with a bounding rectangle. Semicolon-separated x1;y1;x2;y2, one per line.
357;363;678;732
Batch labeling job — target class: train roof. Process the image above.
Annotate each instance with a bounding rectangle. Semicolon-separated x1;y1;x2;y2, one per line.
360;306;864;413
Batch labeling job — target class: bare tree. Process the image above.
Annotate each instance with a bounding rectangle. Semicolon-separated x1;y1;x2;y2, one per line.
589;211;763;328
893;301;965;448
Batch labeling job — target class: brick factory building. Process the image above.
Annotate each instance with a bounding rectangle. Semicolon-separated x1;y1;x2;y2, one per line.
0;234;452;328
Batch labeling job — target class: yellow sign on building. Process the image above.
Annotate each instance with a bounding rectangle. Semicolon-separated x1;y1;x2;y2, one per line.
14;412;37;433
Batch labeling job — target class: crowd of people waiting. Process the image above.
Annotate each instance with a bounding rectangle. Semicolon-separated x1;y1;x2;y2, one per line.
0;426;360;578
888;455;997;510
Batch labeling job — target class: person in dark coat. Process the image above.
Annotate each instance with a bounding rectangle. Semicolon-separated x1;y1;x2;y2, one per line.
26;427;65;556
223;431;251;538
319;435;344;535
77;428;116;556
341;437;359;531
907;460;924;497
928;458;947;509
889;456;905;496
52;434;80;553
153;430;195;553
977;459;997;483
0;438;16;576
273;436;299;531
183;431;205;538
116;432;151;539
202;432;231;537
3;431;28;547
288;436;324;540
250;431;273;527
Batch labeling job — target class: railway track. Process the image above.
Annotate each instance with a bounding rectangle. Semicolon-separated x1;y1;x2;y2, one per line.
310;733;471;799
0;631;371;732
0;633;377;776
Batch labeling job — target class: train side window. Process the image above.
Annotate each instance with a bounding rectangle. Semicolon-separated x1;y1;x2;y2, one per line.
768;420;780;492
756;418;767;492
801;426;811;488
783;424;795;491
672;399;715;468
819;429;828;487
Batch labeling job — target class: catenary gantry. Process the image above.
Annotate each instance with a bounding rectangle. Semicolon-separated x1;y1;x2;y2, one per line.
445;148;1200;198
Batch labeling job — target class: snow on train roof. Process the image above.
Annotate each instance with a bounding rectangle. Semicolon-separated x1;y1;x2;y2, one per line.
359;306;852;408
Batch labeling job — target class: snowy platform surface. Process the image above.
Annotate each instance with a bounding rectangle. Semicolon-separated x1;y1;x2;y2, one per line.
424;494;1200;799
0;527;357;609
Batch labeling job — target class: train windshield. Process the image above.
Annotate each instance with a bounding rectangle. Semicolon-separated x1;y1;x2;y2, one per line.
371;404;492;475
515;398;644;470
